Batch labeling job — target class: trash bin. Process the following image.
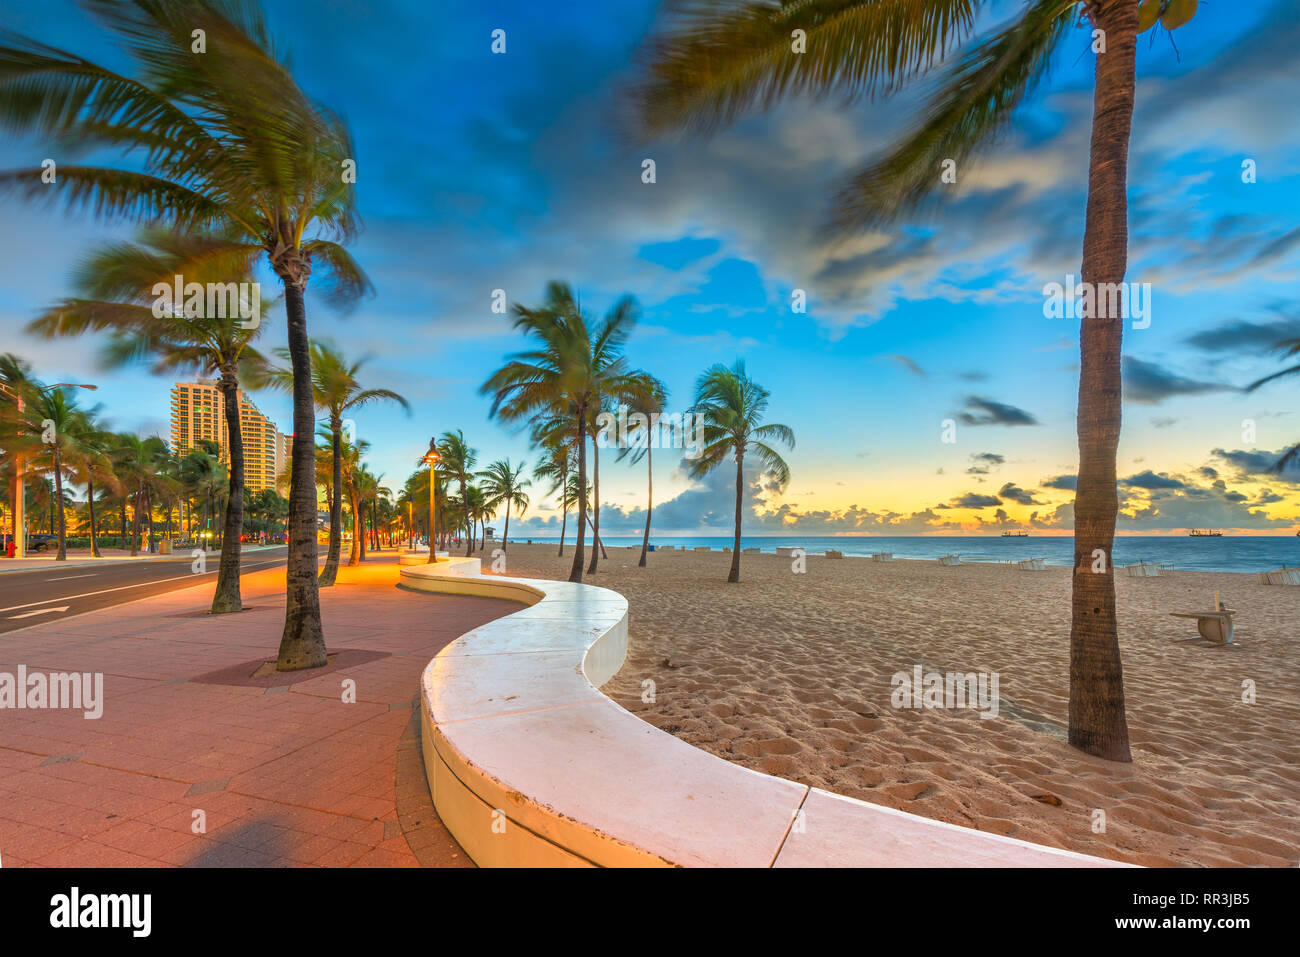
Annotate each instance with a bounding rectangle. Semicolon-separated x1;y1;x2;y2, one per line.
160;540;173;555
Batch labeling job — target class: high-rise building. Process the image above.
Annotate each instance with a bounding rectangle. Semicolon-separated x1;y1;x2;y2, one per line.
169;381;287;493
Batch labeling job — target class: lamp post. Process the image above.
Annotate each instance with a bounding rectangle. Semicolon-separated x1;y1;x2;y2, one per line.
423;440;441;564
3;381;96;559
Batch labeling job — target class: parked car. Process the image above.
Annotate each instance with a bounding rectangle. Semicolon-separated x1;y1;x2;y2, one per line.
28;533;59;552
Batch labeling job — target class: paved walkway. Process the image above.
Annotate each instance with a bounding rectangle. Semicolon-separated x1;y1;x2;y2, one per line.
0;556;518;867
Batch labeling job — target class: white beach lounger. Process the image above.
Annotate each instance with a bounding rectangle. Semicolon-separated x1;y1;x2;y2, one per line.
870;552;893;562
1259;566;1300;585
1124;561;1160;577
938;554;961;566
1016;558;1046;571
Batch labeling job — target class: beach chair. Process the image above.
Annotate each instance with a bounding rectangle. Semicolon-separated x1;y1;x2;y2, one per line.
742;547;760;554
1016;558;1046;571
870;552;893;562
825;549;844;559
938;553;961;566
693;546;711;552
1259;566;1300;585
1124;561;1160;578
1170;609;1236;646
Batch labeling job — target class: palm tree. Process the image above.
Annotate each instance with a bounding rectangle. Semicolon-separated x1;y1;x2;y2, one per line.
18;386;85;561
690;361;794;583
260;342;407;585
0;1;369;670
436;431;478;558
481;281;644;582
179;440;226;545
28;228;268;610
630;0;1186;760
479;459;532;553
113;433;170;557
1247;337;1300;472
615;375;667;567
64;407;117;558
533;439;575;556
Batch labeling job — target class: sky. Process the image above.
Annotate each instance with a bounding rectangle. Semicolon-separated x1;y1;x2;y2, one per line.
1;0;1298;537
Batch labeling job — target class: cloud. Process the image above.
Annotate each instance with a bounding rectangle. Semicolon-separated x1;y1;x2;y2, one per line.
1184;303;1300;355
997;482;1042;505
1122;356;1232;405
966;451;1005;476
955;396;1039;427
1041;474;1077;491
886;354;926;376
1121;470;1186;490
949;492;1003;509
1212;447;1300;485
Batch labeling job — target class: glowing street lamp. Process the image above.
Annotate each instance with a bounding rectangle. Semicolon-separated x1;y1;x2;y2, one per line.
423;440;440;564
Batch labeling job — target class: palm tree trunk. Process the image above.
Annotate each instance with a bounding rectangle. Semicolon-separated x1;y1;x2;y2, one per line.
1068;0;1136;763
347;483;361;566
728;453;743;583
146;487;155;553
502;502;510;554
276;271;327;671
558;465;568;556
87;477;100;558
462;479;472;558
130;485;142;557
569;410;587;582
638;445;652;567
120;500;127;550
587;438;601;574
211;369;245;613
321;421;343;586
53;447;66;561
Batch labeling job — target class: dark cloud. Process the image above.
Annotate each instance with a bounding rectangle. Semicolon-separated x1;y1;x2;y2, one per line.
950;492;1003;509
956;396;1039;427
966;451;1005;475
997;482;1042;505
1121;470;1186;490
1184;304;1300;355
1122;356;1232;405
1041;474;1077;491
1212;447;1300;485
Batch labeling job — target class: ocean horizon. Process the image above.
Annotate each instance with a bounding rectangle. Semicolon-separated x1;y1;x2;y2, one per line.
511;534;1300;574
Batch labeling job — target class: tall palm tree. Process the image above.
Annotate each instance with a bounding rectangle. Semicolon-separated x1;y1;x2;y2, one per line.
260;342;407;585
113;433;170;557
690;361;794;583
479;459;532;553
64;407;117;559
615;374;667;567
0;0;369;670
179;439;226;545
28;228;267;611
481;281;644;583
436;430;477;558
17;386;85;561
631;0;1188;760
1247;337;1300;472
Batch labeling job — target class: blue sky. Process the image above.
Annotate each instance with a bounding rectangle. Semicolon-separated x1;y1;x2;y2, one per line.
2;0;1298;536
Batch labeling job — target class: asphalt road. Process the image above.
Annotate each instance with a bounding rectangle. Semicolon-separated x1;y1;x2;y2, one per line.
0;546;291;635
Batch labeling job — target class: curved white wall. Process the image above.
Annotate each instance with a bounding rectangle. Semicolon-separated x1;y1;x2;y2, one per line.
401;558;1128;868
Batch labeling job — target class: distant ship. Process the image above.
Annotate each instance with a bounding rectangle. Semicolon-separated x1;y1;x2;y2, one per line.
1188;529;1223;537
1002;530;1029;537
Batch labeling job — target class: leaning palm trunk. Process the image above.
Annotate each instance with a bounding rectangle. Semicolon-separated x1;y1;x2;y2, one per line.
501;499;511;553
1068;0;1135;763
211;369;245;613
276;273;327;671
320;422;343;586
461;480;472;557
729;453;743;583
638;445;653;567
557;464;568;556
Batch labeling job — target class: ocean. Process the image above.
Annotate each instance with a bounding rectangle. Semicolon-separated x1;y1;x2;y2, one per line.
514;534;1300;574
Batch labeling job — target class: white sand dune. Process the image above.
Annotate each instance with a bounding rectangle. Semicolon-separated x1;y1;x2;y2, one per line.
496;542;1300;867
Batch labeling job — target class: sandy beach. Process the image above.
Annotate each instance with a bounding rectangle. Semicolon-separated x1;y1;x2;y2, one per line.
495;542;1300;867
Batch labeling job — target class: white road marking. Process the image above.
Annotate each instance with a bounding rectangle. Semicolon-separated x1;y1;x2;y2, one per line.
0;559;283;614
8;606;70;619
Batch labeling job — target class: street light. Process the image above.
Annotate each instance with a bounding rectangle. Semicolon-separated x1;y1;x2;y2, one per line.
423;439;440;564
3;381;98;560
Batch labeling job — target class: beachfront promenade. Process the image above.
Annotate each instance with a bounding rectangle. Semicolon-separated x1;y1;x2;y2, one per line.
0;557;511;867
1;552;1122;867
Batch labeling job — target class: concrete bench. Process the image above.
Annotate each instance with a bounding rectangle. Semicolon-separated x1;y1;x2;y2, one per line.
398;559;1127;868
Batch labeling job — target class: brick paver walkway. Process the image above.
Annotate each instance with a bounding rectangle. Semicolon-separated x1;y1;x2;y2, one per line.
0;556;517;867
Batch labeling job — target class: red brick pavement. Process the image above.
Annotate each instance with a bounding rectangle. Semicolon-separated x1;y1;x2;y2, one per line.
0;557;517;867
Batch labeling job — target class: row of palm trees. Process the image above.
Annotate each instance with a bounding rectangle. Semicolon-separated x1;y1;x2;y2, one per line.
0;358;286;559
